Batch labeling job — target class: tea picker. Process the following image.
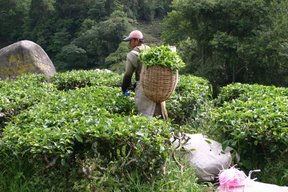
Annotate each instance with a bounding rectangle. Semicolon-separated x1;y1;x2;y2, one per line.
122;30;184;119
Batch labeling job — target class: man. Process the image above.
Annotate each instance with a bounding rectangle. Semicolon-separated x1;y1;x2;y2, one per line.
122;30;168;119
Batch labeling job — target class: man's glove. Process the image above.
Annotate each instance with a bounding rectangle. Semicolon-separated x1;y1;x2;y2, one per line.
123;90;130;96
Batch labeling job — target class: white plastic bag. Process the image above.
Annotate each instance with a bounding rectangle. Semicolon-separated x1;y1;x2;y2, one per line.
170;133;236;181
243;181;288;192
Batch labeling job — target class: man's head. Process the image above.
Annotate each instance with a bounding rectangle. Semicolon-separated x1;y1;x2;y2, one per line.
123;30;144;48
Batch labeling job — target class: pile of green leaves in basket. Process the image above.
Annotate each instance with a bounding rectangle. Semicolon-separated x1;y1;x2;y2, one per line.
139;45;185;71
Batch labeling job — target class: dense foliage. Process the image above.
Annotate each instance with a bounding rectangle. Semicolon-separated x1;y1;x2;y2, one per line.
139;45;185;71
1;0;288;188
51;69;122;90
0;74;56;129
0;70;288;190
0;70;212;191
208;83;288;184
166;75;212;125
162;0;288;87
1;0;288;87
0;0;172;71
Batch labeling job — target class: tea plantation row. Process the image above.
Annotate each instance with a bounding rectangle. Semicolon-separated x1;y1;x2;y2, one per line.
0;70;287;191
0;70;211;191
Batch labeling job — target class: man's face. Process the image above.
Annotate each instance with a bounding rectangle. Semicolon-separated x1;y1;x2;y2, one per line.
129;39;139;48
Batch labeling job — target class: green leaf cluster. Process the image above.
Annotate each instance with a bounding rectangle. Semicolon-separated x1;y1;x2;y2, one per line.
1;69;288;188
166;75;213;125
0;70;180;186
210;83;288;180
1;85;173;182
162;0;288;87
0;74;56;128
139;45;185;71
51;69;122;90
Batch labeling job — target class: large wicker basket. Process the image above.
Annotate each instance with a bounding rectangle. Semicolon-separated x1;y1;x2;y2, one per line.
140;66;178;103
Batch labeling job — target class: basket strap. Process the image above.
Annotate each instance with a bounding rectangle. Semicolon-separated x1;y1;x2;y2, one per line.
131;50;140;56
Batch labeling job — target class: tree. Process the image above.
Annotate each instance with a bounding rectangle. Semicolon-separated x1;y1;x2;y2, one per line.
137;0;172;21
25;0;55;52
56;44;88;70
47;0;108;60
162;0;288;86
0;0;30;47
105;42;129;73
104;0;172;21
64;10;131;69
87;0;107;20
29;0;55;28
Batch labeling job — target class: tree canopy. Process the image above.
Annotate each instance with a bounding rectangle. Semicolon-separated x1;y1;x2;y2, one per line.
162;0;288;87
0;0;287;87
0;0;171;71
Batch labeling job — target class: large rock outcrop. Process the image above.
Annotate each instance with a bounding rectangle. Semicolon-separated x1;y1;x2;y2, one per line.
0;40;56;79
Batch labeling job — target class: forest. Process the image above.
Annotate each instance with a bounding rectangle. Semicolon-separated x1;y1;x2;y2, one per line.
1;0;288;89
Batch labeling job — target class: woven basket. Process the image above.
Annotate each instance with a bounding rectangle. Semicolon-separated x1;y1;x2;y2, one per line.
140;66;178;103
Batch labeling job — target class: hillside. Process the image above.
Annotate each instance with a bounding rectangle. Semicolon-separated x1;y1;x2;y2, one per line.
137;19;163;44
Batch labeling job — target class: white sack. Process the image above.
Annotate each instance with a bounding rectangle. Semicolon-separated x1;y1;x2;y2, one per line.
217;181;288;192
244;181;288;192
170;133;236;181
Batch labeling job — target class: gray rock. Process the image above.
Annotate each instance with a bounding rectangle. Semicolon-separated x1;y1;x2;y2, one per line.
0;40;56;79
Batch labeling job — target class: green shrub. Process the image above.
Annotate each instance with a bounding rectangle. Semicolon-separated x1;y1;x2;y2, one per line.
10;71;288;189
0;74;56;129
215;83;288;106
51;69;122;91
261;156;288;186
0;70;214;191
0;153;209;192
210;83;288;184
166;75;213;125
1;85;174;182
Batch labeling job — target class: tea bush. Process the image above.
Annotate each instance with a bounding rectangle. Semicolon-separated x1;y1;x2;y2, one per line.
51;69;122;90
1;85;169;160
0;70;212;191
0;84;176;191
0;74;56;129
166;74;213;125
210;83;288;184
215;83;288;106
3;70;287;189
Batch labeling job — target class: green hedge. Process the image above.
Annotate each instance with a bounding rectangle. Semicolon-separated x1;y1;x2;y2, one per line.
0;70;214;191
1;85;172;177
0;70;123;128
0;74;55;129
51;69;122;90
210;83;288;184
215;83;288;106
166;74;213;125
51;70;214;126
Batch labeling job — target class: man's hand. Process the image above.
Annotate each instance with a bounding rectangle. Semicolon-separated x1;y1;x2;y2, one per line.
123;90;130;96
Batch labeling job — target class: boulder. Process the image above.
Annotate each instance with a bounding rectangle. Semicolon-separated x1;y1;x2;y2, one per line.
0;40;56;79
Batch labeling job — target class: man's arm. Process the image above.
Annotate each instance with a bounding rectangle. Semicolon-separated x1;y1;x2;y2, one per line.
122;73;132;92
121;55;135;92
